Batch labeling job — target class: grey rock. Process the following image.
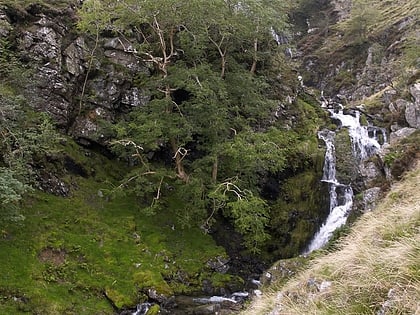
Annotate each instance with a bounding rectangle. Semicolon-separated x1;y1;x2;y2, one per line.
394;98;409;111
331;0;352;21
405;102;420;129
360;160;383;187
104;37;137;52
20;26;62;65
70;108;111;144
390;127;417;144
64;37;87;76
31;66;72;126
363;187;382;211
405;83;420;129
87;72;123;109
104;49;141;71
410;83;420;102
37;173;70;197
121;87;150;107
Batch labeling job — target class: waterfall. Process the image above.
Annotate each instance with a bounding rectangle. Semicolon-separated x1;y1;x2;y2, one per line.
305;106;385;253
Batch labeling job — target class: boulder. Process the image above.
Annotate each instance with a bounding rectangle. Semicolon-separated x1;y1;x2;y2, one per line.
390;127;417;145
360;187;382;212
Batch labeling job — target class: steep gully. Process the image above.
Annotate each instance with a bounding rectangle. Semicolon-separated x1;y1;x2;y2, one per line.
124;97;387;315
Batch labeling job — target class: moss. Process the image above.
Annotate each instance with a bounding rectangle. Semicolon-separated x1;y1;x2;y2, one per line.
132;271;173;296
146;304;160;315
359;113;368;126
210;273;244;292
267;168;328;258
335;129;358;185
0;140;230;314
105;287;137;309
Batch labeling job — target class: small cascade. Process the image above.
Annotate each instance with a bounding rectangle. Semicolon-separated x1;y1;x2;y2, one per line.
130;303;153;315
305;105;386;253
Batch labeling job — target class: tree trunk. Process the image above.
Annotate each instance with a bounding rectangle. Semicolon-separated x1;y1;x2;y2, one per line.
211;155;218;183
170;137;189;182
250;38;258;74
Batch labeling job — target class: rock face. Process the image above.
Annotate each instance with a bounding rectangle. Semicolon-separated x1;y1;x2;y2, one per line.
405;83;420;129
0;3;150;145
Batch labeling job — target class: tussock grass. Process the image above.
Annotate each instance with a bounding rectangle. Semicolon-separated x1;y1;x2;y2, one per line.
241;161;420;315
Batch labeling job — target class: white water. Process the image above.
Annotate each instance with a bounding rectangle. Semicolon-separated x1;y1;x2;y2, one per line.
305;107;385;253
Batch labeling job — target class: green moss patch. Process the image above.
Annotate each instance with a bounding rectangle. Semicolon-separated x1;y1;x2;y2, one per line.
0;141;231;314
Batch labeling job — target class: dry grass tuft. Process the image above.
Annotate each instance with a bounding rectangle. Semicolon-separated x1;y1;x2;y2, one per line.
241;161;420;315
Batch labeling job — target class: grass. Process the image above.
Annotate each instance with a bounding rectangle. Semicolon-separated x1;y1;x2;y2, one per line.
0;140;230;314
240;161;420;315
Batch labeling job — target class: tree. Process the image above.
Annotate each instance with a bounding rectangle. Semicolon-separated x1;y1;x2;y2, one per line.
0;39;59;219
78;0;293;252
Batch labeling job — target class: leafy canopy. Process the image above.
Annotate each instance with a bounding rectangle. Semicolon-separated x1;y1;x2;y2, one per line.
78;0;294;252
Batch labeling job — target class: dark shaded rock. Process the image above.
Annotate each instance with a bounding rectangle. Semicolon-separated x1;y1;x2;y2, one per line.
37;172;70;196
206;256;230;274
69;108;112;145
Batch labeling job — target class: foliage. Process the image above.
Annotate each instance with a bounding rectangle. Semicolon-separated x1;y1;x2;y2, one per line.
78;0;299;252
0;39;60;219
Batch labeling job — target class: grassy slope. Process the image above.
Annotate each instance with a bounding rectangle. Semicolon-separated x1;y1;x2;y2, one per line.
241;161;420;315
0;140;231;314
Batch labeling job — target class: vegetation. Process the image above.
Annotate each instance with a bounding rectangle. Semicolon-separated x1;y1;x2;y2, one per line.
76;0;314;254
241;162;420;315
0;140;234;314
0;38;60;220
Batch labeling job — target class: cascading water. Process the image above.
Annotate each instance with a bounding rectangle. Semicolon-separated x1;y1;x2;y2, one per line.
305;105;386;253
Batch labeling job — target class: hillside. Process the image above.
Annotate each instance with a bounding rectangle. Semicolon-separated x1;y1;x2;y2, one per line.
0;0;419;314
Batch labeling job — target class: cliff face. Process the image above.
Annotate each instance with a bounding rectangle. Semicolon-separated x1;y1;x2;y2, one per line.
1;1;149;145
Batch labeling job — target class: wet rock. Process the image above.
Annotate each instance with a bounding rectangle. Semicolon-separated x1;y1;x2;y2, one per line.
37;173;70;196
104;49;142;71
70;108;112;145
19;18;63;65
147;289;170;304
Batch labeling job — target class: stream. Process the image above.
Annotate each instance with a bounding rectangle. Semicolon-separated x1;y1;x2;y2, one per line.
123;292;250;315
